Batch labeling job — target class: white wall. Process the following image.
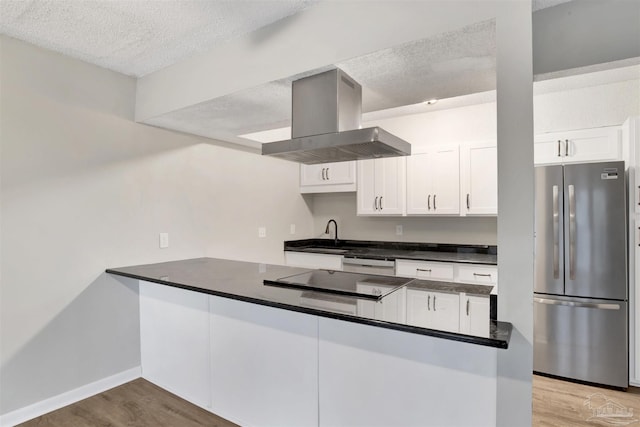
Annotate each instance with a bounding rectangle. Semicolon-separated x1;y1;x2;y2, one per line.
0;36;314;415
308;72;639;245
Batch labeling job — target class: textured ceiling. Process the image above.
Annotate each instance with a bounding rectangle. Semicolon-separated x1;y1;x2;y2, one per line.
147;19;497;146
0;0;317;77
0;0;578;148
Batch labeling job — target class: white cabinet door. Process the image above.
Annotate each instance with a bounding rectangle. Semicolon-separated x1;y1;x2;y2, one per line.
459;295;490;337
407;146;459;215
139;281;211;409
357;157;406;215
300;161;356;193
209;296;318;427
284;251;343;270
534;127;621;165
356;158;378;215
406;289;460;333
406;153;432;214
460;141;497;216
431;147;460;214
356;283;406;323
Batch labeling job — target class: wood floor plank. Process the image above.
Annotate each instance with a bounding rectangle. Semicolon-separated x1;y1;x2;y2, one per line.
18;378;238;427
533;374;640;427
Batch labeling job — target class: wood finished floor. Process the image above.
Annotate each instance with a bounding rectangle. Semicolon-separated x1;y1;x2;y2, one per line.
17;378;238;427
17;374;640;426
533;375;640;426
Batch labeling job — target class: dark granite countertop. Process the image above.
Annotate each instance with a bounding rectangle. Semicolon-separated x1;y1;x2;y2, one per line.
107;257;510;349
407;279;494;296
284;239;497;265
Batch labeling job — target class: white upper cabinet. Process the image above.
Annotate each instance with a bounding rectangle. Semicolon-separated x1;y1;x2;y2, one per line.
534;126;622;165
300;161;356;193
406;146;460;215
357;157;406;215
460;141;497;216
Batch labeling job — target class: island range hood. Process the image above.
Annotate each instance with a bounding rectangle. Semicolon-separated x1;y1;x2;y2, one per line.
261;68;411;164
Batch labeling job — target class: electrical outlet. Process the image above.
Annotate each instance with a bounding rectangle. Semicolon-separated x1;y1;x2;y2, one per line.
396;225;403;236
258;227;267;238
290;224;296;235
159;232;169;248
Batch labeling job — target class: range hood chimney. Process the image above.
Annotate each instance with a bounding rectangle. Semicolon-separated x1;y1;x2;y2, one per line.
261;68;411;164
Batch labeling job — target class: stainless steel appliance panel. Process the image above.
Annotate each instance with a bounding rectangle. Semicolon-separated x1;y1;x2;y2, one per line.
535;165;565;295
342;257;396;276
563;162;627;299
534;295;628;388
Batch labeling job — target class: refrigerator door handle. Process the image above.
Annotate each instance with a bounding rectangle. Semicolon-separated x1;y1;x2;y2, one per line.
568;184;576;280
552;185;560;279
534;297;621;310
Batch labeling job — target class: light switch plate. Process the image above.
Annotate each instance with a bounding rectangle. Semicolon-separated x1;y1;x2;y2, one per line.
159;232;169;248
258;227;266;238
396;225;403;236
290;224;296;235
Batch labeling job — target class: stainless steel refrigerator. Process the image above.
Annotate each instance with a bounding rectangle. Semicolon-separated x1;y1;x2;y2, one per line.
534;161;628;388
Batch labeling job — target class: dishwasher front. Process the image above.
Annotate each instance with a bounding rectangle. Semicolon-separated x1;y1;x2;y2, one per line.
342;258;395;276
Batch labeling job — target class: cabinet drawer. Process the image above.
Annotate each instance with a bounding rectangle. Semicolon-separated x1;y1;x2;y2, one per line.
456;265;497;285
395;260;454;281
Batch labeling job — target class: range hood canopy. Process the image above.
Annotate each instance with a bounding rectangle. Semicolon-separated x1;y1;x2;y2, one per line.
261;68;411;164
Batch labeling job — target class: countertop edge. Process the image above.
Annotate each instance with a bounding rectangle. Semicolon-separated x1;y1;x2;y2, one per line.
107;268;511;350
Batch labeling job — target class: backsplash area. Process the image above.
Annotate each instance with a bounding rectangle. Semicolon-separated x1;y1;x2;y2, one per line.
309;193;497;245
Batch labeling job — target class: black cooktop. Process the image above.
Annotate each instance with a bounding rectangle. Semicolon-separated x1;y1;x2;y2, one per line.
264;270;412;300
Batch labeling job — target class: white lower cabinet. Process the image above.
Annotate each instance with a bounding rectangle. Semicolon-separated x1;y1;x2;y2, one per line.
209;296;318;427
406;289;460;333
459;294;491;337
456;264;498;287
356;283;407;323
139;281;211;409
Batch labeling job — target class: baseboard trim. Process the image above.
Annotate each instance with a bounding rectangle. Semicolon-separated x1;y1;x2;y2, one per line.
0;366;141;427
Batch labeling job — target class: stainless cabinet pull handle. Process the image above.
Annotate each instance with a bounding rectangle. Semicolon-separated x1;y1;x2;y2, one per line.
427;295;431;311
433;194;437;210
557;140;561;157
322;168;326;180
326;167;330;180
374;196;379;211
433;295;436;311
637;186;639;206
568;184;576;280
416;268;432;273
466;193;470;210
565;139;569;157
466;299;470;316
473;273;492;277
552;185;560;279
428;194;431;210
379;196;383;210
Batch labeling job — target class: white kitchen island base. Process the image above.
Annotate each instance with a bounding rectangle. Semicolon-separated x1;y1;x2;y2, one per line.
139;279;498;427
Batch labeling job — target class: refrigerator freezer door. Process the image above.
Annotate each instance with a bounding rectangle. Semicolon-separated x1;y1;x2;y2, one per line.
534;295;628;388
535;165;565;295
563;161;627;300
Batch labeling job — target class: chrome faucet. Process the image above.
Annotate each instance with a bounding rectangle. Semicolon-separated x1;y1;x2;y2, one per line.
325;219;339;246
